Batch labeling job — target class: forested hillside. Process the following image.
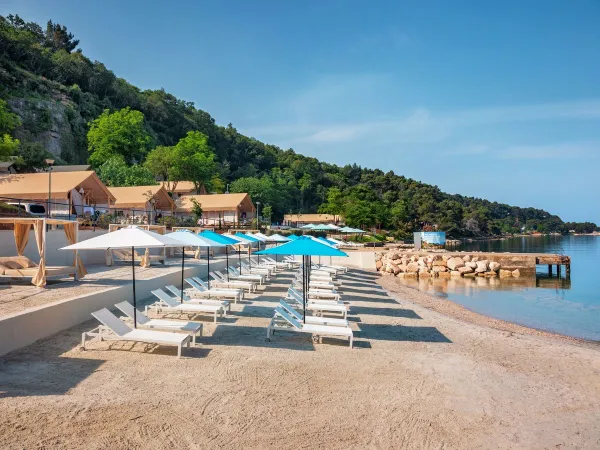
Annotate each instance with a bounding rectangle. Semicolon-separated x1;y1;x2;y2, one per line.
1;14;596;236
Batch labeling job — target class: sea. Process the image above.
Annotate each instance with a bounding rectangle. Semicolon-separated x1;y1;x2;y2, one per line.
396;235;600;341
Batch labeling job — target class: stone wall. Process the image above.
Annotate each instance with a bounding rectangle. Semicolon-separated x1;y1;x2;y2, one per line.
375;250;521;280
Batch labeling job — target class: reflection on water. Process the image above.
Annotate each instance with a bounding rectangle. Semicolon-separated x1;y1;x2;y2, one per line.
400;274;572;298
397;235;599;341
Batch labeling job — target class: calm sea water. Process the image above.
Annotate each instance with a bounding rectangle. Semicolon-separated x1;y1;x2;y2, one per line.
398;235;600;341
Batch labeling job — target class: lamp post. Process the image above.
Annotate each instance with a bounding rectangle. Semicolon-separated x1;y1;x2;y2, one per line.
45;159;55;218
256;201;261;230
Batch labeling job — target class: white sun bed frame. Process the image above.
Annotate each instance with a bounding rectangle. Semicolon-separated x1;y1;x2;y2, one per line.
115;301;203;344
165;285;231;313
267;306;353;348
185;277;243;302
208;273;256;292
82;308;192;358
147;289;225;323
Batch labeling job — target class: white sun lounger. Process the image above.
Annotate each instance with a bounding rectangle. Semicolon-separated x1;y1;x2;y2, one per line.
287;288;348;319
82;308;192;358
239;262;272;278
278;300;348;327
165;285;231;313
208;273;256;292
267;306;353;348
115;301;203;344
292;282;341;301
185;278;243;303
294;275;335;290
227;268;265;284
148;289;224;323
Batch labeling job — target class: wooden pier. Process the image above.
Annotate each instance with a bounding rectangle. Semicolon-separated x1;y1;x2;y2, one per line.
536;254;571;278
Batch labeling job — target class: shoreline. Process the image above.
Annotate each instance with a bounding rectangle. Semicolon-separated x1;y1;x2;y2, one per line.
377;275;600;349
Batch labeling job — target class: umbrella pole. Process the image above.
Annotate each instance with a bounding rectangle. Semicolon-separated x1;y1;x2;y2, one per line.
131;246;137;328
207;248;211;290
303;255;307;324
180;246;184;303
238;246;242;274
226;246;230;281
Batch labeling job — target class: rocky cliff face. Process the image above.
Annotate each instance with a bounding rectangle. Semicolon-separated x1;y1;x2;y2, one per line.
8;97;87;164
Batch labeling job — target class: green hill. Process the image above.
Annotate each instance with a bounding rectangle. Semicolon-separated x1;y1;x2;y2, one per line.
0;14;596;236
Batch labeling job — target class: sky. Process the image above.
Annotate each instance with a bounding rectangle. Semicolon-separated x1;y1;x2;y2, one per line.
3;0;600;223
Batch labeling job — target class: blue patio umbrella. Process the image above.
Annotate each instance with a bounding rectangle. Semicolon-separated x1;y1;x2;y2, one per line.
165;230;225;298
200;230;238;282
255;236;347;323
286;234;300;241
235;232;262;266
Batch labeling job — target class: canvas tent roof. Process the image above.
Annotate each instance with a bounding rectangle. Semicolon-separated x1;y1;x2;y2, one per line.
51;165;92;172
284;213;341;224
0;171;114;204
108;185;175;210
176;193;255;213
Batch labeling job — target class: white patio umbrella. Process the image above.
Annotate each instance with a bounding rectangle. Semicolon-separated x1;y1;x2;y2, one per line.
60;226;183;328
165;230;225;297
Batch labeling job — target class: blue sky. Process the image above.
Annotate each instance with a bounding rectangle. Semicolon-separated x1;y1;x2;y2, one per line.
3;0;600;223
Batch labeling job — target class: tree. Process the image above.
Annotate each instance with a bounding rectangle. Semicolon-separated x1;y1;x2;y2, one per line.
190;198;203;224
262;204;273;223
144;145;175;186
87;108;153;167
45;20;79;52
0;99;21;161
318;187;345;215
14;141;52;172
0;135;19;161
169;131;217;194
96;156;156;187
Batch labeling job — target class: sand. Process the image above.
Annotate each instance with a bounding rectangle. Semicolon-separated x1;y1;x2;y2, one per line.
1;268;599;449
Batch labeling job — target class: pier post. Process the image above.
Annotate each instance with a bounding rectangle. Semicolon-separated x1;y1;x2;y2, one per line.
556;265;561;278
548;264;552;276
566;264;571;278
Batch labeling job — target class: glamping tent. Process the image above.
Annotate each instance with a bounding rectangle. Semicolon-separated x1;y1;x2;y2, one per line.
0;218;86;287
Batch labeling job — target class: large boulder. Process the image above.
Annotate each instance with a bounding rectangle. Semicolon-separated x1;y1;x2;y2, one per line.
406;262;419;273
390;263;401;275
489;261;501;272
475;260;489;273
512;269;521;277
458;266;474;274
450;270;462;277
432;260;447;267
484;271;497;277
499;269;512;278
462;255;472;262
432;265;447;273
438;271;451;278
418;257;427;267
419;268;431;277
376;260;383;270
466;261;478;269
447;257;465;270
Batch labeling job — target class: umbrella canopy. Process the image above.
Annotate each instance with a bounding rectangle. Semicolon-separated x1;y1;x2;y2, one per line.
252;232;270;241
286;234;300;241
314;236;338;247
269;233;291;242
62;225;183;250
350;227;365;233
311;224;333;231
234;232;260;245
246;232;267;242
338;226;356;233
165;230;223;248
60;226;183;329
255;236;347;257
165;230;225;295
300;223;315;229
327;237;345;245
199;230;238;245
326;224;341;230
199;230;238;282
255;236;347;323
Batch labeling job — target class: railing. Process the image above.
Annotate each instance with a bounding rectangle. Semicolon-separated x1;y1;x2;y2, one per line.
0;196;253;231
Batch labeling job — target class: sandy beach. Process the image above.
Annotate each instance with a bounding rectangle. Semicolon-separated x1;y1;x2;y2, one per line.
1;268;599;449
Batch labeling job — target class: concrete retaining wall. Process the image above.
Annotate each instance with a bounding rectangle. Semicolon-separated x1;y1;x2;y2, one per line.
301;251;376;270
0;259;228;357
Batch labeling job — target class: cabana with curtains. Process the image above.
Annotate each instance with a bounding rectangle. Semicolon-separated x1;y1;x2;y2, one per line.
0;218;86;287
